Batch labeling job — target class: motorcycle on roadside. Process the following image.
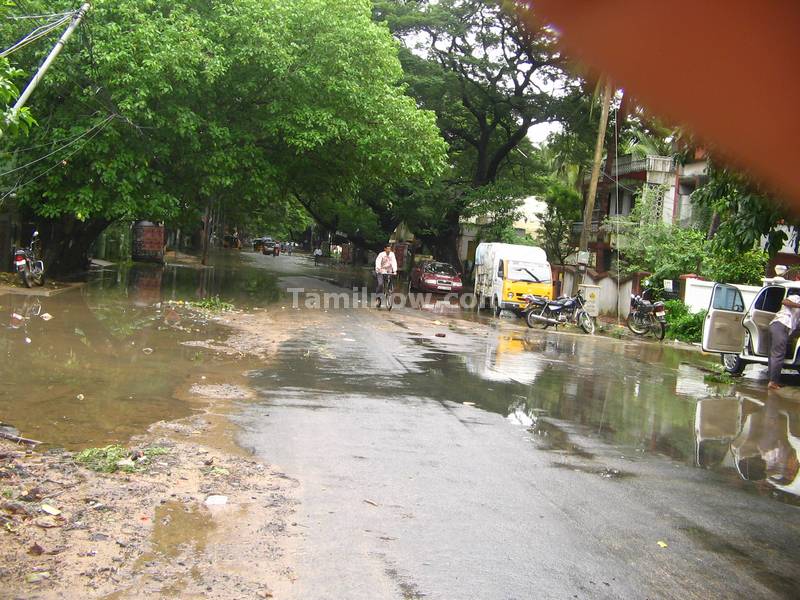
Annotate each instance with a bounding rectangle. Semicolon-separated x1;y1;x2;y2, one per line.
12;230;45;288
627;293;667;340
522;290;595;334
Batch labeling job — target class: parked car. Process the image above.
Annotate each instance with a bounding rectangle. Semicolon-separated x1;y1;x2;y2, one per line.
252;236;272;252
409;261;463;293
703;280;800;374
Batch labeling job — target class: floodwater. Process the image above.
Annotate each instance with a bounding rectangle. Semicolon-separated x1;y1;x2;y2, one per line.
1;249;798;509
0;254;280;449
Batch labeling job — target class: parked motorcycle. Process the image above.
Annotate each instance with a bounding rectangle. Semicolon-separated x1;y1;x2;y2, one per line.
522;290;595;334
627;293;667;340
12;230;45;288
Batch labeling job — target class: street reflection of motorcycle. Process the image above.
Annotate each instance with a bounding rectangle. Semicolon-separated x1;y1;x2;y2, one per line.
522;290;595;334
8;298;42;345
627;294;667;340
13;230;45;288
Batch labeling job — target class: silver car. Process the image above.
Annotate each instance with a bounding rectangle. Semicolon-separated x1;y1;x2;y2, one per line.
702;282;800;374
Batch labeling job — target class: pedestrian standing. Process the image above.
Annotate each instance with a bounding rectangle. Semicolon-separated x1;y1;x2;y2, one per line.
767;288;800;390
314;247;322;266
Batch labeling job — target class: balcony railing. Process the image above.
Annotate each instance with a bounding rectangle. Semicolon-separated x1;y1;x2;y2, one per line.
585;154;675;181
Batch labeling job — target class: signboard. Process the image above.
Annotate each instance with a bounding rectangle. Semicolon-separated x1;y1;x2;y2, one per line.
577;251;590;266
132;221;165;263
578;284;601;317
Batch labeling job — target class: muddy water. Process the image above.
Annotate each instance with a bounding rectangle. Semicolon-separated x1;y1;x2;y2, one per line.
0;254;278;449
248;310;800;504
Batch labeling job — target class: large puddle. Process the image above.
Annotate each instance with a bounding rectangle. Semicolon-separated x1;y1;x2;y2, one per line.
248;310;800;506
0;253;281;449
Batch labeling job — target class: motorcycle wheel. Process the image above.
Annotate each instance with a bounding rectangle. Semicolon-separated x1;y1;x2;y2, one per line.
651;319;666;341
20;268;32;288
578;310;595;334
526;308;550;329
626;312;648;335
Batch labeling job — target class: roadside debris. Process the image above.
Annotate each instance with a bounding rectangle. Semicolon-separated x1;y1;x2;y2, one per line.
204;495;228;506
363;499;379;507
0;413;298;598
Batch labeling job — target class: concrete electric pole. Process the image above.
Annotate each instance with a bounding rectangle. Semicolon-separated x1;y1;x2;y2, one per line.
10;3;91;119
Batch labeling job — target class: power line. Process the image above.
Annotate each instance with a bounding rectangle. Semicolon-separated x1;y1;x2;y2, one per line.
5;13;75;20
1;12;74;58
0;114;113;178
0;115;113;203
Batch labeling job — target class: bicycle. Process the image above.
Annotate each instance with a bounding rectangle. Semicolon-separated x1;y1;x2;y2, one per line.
377;273;395;310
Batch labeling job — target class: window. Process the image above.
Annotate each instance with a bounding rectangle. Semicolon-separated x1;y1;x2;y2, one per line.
753;286;786;313
507;261;551;283
712;284;745;312
424;262;457;276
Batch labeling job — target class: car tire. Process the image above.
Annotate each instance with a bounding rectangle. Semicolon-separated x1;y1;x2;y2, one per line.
722;353;746;375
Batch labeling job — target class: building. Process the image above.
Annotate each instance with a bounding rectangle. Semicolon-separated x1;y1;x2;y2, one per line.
576;151;708;271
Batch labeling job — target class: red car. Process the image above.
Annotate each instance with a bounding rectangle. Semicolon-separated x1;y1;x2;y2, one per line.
409;261;463;293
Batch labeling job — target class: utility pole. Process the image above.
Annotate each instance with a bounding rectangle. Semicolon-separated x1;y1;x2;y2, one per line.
575;78;614;292
10;3;91;118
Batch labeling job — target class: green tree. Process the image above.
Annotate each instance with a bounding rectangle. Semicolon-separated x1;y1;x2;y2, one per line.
535;178;581;264
0;56;35;138
374;0;575;263
0;0;445;273
691;162;792;256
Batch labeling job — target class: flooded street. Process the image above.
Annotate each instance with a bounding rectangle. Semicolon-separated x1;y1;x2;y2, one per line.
2;252;799;599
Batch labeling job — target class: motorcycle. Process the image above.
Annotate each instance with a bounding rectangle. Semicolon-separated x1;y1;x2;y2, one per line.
627;293;667;340
12;230;45;288
522;290;595;334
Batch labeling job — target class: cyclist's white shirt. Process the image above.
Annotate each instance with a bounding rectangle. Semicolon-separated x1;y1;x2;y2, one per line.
375;251;397;274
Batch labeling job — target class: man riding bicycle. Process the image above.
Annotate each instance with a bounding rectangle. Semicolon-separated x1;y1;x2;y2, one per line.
374;243;397;308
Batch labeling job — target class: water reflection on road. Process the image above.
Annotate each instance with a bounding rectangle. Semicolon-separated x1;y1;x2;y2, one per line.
0;254;280;449
1;250;798;506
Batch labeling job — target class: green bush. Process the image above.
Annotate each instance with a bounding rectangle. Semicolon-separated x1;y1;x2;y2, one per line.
664;299;706;343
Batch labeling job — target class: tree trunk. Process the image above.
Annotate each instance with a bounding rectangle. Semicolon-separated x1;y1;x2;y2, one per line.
39;215;111;277
707;211;721;240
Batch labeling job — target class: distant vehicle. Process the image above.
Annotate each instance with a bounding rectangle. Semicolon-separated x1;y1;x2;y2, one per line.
252;236;273;252
473;243;552;316
262;240;280;256
409;261;463;293
703;281;800;375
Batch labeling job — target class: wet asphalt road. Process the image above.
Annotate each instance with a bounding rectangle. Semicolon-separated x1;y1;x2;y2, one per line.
234;253;800;600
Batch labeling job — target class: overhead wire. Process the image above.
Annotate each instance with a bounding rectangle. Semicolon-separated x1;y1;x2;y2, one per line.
0;115;114;203
1;11;75;58
0;114;114;178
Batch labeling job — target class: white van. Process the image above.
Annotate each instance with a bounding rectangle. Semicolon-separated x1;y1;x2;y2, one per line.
473;243;553;315
702;281;800;374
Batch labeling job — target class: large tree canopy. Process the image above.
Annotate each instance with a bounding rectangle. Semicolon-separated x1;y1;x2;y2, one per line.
370;0;580;263
0;0;445;272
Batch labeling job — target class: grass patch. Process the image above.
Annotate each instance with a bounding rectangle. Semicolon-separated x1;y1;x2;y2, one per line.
75;444;170;473
191;295;234;312
704;365;736;385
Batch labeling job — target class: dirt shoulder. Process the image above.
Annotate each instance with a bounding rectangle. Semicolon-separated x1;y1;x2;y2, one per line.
1;309;302;599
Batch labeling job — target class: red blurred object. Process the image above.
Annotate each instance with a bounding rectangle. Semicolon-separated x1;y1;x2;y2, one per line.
524;0;800;204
